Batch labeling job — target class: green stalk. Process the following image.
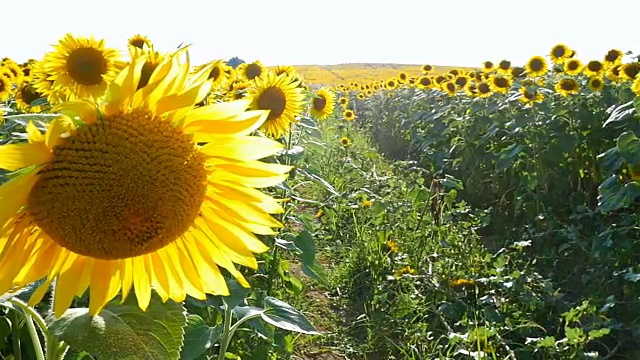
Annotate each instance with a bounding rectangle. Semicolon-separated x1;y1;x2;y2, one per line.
10;310;22;360
217;304;234;360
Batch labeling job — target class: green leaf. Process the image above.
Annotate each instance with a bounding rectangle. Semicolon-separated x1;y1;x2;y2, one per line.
47;292;186;360
180;315;222;360
221;278;250;310
261;297;321;335
598;177;640;212
496;144;523;171
588;328;611;340
302;261;329;286
616;131;640;164
293;230;316;265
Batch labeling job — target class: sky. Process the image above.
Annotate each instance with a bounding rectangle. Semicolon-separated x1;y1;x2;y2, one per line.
2;0;640;68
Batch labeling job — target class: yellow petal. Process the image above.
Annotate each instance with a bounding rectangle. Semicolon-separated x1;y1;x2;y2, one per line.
199;136;284;161
45;115;76;150
133;256;152;311
0;172;38;229
0;142;50;171
26;122;44;144
53;99;98;125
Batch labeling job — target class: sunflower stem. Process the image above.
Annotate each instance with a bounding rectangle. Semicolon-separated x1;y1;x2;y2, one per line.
22;310;45;360
9;310;22;360
9;299;56;360
217;303;234;360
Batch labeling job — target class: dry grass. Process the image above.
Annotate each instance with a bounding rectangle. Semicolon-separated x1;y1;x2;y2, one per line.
269;63;477;85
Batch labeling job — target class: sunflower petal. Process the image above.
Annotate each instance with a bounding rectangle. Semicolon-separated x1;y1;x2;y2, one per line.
0;142;50;171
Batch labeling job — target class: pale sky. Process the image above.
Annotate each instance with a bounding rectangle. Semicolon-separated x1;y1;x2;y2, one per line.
2;0;639;68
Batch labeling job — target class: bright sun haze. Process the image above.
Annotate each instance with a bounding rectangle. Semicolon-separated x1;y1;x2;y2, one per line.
2;0;640;66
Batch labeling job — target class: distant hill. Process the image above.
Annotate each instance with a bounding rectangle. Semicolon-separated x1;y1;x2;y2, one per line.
267;63;478;86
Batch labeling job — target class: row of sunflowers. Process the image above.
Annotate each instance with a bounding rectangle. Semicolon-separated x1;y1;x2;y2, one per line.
332;44;640;104
0;34;339;140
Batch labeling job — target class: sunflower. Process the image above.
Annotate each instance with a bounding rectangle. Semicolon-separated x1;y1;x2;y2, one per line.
31;61;65;105
397;72;408;83
238;61;264;81
128;46;168;91
489;75;512;94
310;88;335;120
385;78;398;90
128;34;152;50
230;80;252;100
2;59;25;85
621;63;640;80
588;77;604;92
465;83;478;97
421;64;434;74
448;69;461;77
338;96;348;106
476;82;492;98
550;44;572;64
15;82;46;112
343;109;355;121
434;75;448;85
272;65;302;85
555;77;580;96
340;137;351;147
0;49;291;317
41;34;120;100
606;64;623;82
454;76;469;89
510;66;526;78
441;82;456;96
356;93;365;100
604;49;623;66
583;60;604;77
195;60;230;89
497;60;511;74
482;61;494;73
0;75;11;101
525;56;548;77
519;87;544;104
248;72;305;139
417;76;433;89
563;59;583;75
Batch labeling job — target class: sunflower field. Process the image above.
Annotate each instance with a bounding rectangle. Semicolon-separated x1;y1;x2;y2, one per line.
0;35;640;360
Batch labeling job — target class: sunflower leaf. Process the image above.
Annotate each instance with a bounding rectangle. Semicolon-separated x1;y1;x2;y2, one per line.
46;292;187;360
180;315;222;360
261;296;321;335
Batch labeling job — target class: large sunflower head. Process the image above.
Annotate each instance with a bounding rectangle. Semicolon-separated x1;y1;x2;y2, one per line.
563;59;583;75
584;60;604;77
0;49;291;317
310;88;336;121
422;64;434;74
519;87;544;104
482;61;494;73
476;81;492;98
588;77;604;92
41;34;121;101
555;77;580;96
454;75;469;89
604;49;623;66
525;56;548;78
497;60;511;74
417;76;433;89
385;77;398;90
238;61;264;81
489;75;512;94
441;81;457;96
621;62;640;81
550;44;572;64
248;72;305;139
343;109;356;121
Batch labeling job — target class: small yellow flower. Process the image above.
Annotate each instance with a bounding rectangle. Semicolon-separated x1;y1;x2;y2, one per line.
384;239;399;253
362;200;373;207
314;209;325;218
340;136;351;147
451;278;476;287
